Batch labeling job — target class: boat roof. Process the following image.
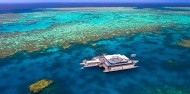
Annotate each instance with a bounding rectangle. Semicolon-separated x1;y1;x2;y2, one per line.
103;54;132;67
86;59;100;63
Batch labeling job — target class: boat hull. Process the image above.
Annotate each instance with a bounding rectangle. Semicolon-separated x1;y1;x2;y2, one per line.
104;65;138;72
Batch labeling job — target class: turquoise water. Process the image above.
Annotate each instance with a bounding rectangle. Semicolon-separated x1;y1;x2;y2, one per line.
1;8;190;33
1;7;190;59
0;7;190;94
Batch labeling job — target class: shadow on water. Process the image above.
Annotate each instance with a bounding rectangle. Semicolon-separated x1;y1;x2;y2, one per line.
0;85;10;94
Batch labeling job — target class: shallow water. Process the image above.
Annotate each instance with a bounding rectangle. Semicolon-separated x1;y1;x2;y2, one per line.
1;7;190;58
0;7;190;94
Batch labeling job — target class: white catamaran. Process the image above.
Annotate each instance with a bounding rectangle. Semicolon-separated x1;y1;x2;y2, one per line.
80;54;139;72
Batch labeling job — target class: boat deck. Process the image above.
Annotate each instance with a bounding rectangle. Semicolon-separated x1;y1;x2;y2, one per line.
80;54;138;72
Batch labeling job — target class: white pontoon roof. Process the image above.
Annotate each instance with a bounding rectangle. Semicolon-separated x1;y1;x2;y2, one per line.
86;59;100;64
103;54;132;67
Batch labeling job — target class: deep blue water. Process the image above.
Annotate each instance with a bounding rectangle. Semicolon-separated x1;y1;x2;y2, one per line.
0;3;190;13
0;3;190;94
0;26;190;94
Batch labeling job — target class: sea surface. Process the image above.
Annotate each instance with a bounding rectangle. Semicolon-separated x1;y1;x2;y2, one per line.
0;3;190;94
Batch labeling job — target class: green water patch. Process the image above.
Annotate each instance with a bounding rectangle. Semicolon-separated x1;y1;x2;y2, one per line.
145;85;190;94
162;60;189;71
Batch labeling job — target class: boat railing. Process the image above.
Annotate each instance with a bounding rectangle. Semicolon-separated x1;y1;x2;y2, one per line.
132;60;139;64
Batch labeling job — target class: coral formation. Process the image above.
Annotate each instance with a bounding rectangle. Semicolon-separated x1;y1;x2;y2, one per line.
0;7;190;58
91;43;96;47
178;40;190;48
29;79;53;93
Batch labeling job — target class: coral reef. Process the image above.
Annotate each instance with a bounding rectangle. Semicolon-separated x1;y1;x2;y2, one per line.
91;43;97;47
0;7;190;58
29;79;53;93
178;40;190;48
